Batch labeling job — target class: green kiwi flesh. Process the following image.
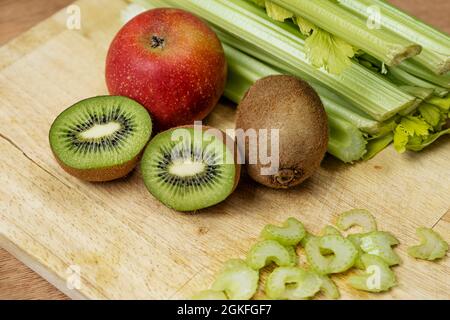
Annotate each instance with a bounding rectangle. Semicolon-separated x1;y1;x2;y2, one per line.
49;96;152;181
141;126;239;212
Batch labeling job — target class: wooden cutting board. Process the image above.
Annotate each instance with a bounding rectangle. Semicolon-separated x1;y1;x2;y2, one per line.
0;0;449;300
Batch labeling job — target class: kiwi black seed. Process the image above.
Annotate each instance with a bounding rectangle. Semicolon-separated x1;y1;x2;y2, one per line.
141;125;240;212
235;75;329;189
49;96;152;181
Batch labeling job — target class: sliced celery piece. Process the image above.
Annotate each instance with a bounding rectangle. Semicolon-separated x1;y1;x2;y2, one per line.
348;254;397;293
347;234;365;269
317;227;342;255
211;262;259;300
191;290;228;300
338;0;450;74
265;267;322;300
321;225;342;237
318;274;340;300
305;235;358;274
246;240;295;270
283;271;323;300
301;233;336;256
285;246;298;266
408;228;449;261
152;0;415;121
222;259;249;271
300;232;315;248
360;232;401;266
261;217;306;246
320;235;359;273
336;209;377;233
272;0;421;66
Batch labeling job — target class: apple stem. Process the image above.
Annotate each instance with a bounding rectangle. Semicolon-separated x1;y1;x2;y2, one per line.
151;35;165;49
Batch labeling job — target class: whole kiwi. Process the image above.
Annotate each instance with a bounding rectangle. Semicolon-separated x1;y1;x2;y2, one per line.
235;75;328;189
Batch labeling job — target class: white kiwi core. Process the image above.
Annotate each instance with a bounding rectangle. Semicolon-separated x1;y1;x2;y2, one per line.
79;122;121;140
168;159;206;177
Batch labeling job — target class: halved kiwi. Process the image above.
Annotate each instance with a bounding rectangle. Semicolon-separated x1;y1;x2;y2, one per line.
49;96;152;181
141;125;240;211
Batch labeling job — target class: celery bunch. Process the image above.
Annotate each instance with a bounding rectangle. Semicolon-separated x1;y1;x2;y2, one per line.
124;0;449;163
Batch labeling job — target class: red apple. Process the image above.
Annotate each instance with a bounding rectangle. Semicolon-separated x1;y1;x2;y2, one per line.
105;8;227;131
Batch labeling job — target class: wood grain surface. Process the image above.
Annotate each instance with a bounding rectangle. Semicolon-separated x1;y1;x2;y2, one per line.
0;0;449;300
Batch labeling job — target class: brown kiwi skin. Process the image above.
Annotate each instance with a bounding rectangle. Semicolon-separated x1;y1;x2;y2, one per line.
177;125;241;192
53;151;142;182
235;75;328;189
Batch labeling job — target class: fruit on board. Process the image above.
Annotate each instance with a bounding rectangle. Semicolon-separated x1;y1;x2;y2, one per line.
140;125;240;211
106;8;227;131
235;75;328;188
49;96;152;181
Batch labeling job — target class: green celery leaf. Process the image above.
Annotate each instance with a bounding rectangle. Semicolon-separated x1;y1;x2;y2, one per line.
419;103;442;128
305;29;356;75
393;124;411;153
427;95;450;111
393;116;431;153
407;135;424;146
293;16;315;36
401;116;432;136
265;1;294;21
393;110;449;153
250;0;266;7
406;128;450;151
291;13;356;75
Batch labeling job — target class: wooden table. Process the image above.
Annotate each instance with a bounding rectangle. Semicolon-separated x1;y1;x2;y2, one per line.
0;0;449;300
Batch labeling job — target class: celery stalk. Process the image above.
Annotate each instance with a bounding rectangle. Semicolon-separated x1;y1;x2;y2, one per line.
313;87;381;135
271;0;422;66
145;0;415;121
223;45;279;104
219;30;391;135
363;133;394;161
223;42;379;131
337;0;450;75
387;67;449;97
327;116;368;163
398;86;434;101
400;60;450;89
222;36;380;134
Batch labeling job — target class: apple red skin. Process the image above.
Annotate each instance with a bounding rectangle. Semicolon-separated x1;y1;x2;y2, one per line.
105;8;227;131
